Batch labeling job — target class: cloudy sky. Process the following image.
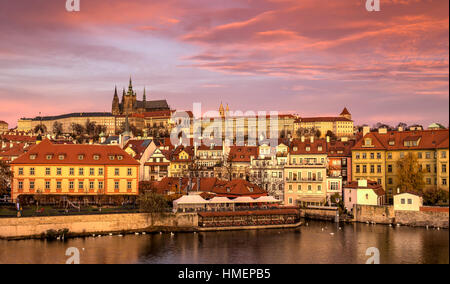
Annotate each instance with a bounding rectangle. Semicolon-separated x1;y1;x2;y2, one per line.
0;0;448;128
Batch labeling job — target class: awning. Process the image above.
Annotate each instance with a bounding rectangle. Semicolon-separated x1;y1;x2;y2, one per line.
254;196;282;203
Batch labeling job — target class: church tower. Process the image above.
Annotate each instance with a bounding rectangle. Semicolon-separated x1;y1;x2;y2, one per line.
219;102;225;117
112;86;120;115
340;107;352;120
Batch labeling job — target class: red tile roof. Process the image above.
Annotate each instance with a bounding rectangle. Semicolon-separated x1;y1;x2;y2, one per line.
11;139;139;165
228;146;258;162
345;180;385;197
340;107;351;116
352;129;449;151
299;117;352;122
290;138;327;154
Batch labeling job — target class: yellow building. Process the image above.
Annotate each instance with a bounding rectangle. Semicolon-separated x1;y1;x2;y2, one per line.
393;192;423;211
295;107;354;138
352;129;449;203
168;146;194;178
0;120;8;133
284;137;328;206
10;139;140;202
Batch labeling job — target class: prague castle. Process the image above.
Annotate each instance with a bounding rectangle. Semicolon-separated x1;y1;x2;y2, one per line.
112;78;170;115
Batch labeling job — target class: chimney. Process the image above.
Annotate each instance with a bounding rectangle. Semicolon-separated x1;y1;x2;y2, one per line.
310;136;314;143
301;136;305;143
363;126;371;137
397;187;400;194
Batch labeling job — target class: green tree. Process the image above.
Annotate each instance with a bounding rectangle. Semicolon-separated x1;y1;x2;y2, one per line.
138;192;170;213
396;153;424;193
34;124;47;134
52;121;63;136
423;188;449;206
0;160;12;195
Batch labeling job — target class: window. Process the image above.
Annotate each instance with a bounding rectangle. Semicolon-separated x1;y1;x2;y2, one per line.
370;153;375;159
18;168;23;175
115;181;119;190
79;181;84;189
377;153;381;159
441;151;447;159
93;155;100;160
418;152;423;159
443;179;447;186
98;181;104;190
30;168;35;176
29;181;35;190
90;181;94;190
377;179;382;185
387;153;392;159
377;165;382;173
388;178;393;185
59;155;65;160
89;168;95;176
69;168;74;175
79;168;84;176
117;156;123;161
57;168;62;175
297;185;301;192
127;168;132;176
78;154;84;160
426;152;431;159
46;154;53;160
426;165;431;173
400;152;405;158
115;168;120;176
308;185;312;192
56;181;62;189
442;164;447;173
356;165;360;173
45;168;51;175
362;165;367;173
109;155;115;160
365;194;369;200
370;165;375;173
69;181;74;189
401;198;405;204
356;153;360;159
29;154;37;160
387;165;393;173
426;178;431;185
318;185;322;192
408;199;412;205
98;168;104;176
362;153;367;159
127;181;132;189
45;181;50;190
18;181;23;190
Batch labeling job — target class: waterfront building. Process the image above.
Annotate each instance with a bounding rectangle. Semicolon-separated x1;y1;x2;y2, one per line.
343;179;385;213
294;107;354;138
10;139;140;202
168;145;195;178
393;192;423;212
327;138;355;185
249;142;288;201
194;144;224;178
284;137;328;207
351;128;449;203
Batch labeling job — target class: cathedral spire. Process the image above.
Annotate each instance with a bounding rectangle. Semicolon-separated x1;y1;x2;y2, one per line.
128;77;133;95
114;85;118;98
143;88;146;102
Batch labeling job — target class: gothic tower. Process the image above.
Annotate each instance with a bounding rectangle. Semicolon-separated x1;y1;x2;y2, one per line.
112;86;120;115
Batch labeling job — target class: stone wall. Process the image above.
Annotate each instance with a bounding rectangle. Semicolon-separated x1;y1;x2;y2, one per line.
0;213;198;239
395;210;449;228
354;205;395;224
301;208;338;221
355;205;449;228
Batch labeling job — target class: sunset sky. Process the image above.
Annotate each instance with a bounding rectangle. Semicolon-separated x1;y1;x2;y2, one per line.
0;0;448;128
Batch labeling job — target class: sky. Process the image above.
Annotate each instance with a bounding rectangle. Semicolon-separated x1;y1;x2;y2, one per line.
0;0;448;128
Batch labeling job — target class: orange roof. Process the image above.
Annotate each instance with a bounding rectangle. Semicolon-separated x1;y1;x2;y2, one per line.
11;139;139;165
290;138;327;155
352;129;449;151
345;180;385;197
340;107;351;116
299;117;352;122
228;146;258;162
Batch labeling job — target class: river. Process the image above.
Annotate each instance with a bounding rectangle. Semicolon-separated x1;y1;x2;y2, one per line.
0;220;448;264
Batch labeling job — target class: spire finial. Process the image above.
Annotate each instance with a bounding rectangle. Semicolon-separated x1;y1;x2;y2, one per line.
143;87;146;102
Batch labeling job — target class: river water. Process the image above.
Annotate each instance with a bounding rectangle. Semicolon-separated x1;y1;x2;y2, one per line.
0;220;448;264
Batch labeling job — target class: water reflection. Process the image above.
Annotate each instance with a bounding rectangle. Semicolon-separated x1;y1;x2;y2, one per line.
0;221;448;264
